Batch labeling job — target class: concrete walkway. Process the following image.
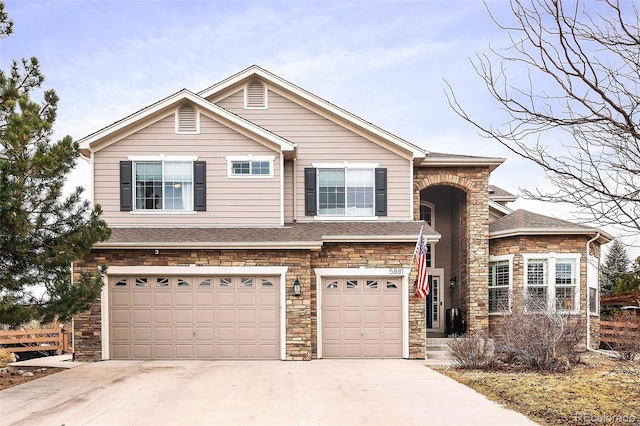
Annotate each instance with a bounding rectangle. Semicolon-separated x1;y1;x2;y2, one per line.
0;359;537;426
9;354;84;369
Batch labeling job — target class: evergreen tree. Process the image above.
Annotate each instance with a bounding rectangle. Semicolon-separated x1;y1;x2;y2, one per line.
600;239;630;296
613;256;640;294
0;2;110;327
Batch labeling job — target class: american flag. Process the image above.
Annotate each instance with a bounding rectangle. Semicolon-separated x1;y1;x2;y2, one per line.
414;227;429;298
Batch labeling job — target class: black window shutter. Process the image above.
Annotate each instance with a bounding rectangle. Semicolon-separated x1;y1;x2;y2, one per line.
194;161;206;211
375;168;387;216
304;167;317;216
120;161;133;211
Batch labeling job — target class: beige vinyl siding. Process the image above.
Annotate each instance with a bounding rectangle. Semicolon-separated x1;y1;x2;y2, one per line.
94;114;282;226
215;89;412;221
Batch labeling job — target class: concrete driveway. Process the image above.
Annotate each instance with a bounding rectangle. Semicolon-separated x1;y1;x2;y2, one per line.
0;360;536;426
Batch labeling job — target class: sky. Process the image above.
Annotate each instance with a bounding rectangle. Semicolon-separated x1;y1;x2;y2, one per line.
1;0;637;256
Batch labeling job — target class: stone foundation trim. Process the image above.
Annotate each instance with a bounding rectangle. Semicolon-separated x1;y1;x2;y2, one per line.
101;265;289;360
314;267;411;359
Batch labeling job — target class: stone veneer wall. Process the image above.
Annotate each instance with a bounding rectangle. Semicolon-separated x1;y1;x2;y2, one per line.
74;242;423;361
414;167;491;336
488;235;602;349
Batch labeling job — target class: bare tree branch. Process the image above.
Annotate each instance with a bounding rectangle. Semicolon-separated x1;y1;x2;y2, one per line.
445;0;640;234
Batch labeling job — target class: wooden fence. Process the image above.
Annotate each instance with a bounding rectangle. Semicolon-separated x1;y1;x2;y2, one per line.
600;320;640;346
0;328;72;354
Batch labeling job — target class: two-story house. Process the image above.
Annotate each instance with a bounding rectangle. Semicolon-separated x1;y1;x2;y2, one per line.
73;66;611;361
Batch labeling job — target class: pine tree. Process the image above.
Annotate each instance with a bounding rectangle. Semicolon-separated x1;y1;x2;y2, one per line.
600;239;630;296
0;2;110;327
613;256;640;294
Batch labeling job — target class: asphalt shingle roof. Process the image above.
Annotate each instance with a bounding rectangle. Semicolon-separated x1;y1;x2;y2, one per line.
99;221;438;248
489;209;595;234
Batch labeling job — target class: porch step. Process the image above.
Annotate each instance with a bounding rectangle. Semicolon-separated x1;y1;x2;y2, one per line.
424;338;453;361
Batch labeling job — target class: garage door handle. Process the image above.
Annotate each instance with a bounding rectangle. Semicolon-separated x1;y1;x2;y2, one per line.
361;329;364;336
193;331;196;336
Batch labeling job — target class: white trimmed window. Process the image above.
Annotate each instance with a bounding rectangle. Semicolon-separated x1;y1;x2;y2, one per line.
245;80;267;109
129;155;198;211
175;104;199;134
489;254;514;313
318;166;375;216
226;155;275;178
523;253;581;313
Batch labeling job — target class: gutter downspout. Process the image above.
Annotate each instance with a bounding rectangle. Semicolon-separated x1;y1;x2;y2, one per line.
585;232;599;352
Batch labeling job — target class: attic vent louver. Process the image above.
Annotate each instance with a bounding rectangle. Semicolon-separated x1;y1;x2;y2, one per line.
177;104;197;133
246;80;266;108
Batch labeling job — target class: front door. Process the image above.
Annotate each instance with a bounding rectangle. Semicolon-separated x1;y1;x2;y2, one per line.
426;269;444;333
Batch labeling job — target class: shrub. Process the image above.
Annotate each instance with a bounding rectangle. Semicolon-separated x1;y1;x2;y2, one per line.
0;350;17;367
495;296;585;371
602;310;640;361
447;333;495;369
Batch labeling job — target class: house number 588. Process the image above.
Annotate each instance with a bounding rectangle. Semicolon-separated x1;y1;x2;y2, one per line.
388;268;403;275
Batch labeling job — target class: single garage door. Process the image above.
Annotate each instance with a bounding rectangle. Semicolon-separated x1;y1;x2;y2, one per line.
109;275;279;359
322;277;402;358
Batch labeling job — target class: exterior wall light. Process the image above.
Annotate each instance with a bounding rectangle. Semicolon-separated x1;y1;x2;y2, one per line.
293;276;301;296
449;276;456;288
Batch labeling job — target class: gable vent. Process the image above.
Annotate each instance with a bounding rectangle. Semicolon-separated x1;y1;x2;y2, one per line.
246;80;266;108
178;104;197;132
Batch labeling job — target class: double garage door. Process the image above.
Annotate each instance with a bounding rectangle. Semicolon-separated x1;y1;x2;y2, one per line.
108;275;279;360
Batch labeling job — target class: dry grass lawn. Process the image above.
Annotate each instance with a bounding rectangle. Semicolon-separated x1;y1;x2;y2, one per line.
435;353;639;426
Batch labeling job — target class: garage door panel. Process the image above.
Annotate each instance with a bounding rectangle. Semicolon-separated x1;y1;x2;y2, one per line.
363;294;382;307
217;293;235;306
237;345;257;359
342;327;361;340
174;293;193;306
111;345;130;358
154;310;172;324
196;309;214;323
363;328;381;340
343;294;361;307
175;345;193;359
217;309;235;323
175;327;193;341
110;274;279;360
133;310;151;324
216;345;235;359
111;310;130;324
343;310;361;324
111;293;130;307
237;293;257;306
258;326;277;339
196;327;214;341
196;345;214;359
258;345;278;358
362;310;382;325
175;309;192;323
258;309;278;323
258;292;278;305
237;310;256;323
132;293;151;307
133;327;151;341
154;345;172;359
133;345;151;358
154;293;172;306
323;327;341;340
195;293;214;306
383;310;401;323
362;344;383;358
111;327;130;341
154;327;172;341
217;327;236;341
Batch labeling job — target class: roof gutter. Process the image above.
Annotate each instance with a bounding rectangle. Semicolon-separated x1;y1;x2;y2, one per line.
94;241;324;250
